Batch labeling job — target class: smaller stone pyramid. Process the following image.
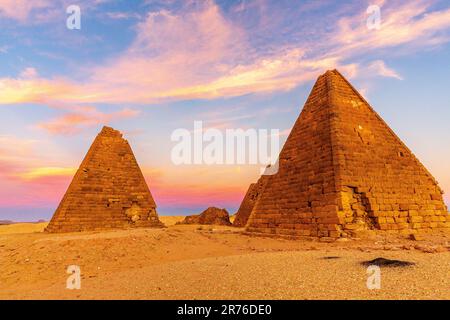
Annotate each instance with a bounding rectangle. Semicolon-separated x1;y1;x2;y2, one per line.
46;126;164;233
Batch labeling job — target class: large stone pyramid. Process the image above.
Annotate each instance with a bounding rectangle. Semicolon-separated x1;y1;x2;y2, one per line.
46;126;164;233
246;70;449;239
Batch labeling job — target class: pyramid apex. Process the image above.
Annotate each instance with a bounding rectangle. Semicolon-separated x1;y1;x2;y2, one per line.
321;69;341;78
99;126;122;138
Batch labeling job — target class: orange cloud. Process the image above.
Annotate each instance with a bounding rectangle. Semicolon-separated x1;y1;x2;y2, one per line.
0;76;76;104
37;106;140;135
0;135;75;181
0;135;38;175
15;167;76;181
154;53;345;100
0;173;72;207
0;1;449;105
0;135;75;207
86;0;249;102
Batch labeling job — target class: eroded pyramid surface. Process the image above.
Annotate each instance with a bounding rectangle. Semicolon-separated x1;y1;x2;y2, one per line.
246;70;449;238
46;126;164;233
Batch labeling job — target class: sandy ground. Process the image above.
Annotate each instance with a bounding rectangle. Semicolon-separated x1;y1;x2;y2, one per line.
0;216;186;235
0;222;49;235
0;219;449;300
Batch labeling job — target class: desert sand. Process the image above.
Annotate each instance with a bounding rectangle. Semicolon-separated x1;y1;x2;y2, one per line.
0;217;449;300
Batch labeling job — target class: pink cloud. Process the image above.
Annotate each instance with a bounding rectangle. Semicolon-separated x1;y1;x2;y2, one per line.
0;135;37;176
366;60;403;80
87;1;248;100
0;174;71;207
0;2;347;104
0;135;74;207
151;182;246;209
142;164;260;209
37;106;140;135
1;1;449;105
19;67;39;79
153;187;244;209
333;1;450;56
0;0;50;22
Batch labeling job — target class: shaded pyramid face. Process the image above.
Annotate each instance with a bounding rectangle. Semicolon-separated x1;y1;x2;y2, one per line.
233;175;269;227
246;70;449;238
46;126;164;233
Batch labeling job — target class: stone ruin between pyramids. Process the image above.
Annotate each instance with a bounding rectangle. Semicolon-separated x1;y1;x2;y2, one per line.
45;126;165;233
243;69;449;239
178;207;232;226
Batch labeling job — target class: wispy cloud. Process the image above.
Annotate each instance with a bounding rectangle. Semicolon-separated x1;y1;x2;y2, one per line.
0;0;449;105
105;12;141;20
332;0;450;57
16;167;76;180
0;135;37;171
367;60;403;80
19;67;39;79
0;0;117;25
37;106;141;135
0;78;75;105
0;0;51;22
0;135;74;207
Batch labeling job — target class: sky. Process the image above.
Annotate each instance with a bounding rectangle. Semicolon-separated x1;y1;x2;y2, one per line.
0;0;450;221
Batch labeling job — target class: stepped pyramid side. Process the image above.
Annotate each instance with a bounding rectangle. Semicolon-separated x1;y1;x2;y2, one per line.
329;70;448;235
246;70;449;238
247;72;338;237
45;126;164;233
233;175;269;227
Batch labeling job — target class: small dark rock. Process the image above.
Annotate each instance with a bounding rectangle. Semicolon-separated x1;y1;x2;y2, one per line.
361;257;415;267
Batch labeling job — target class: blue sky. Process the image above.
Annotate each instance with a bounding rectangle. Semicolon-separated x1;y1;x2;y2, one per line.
0;0;450;221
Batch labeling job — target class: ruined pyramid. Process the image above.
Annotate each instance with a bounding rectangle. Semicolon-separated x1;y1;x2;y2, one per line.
246;70;449;239
233;175;269;227
45;126;164;233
